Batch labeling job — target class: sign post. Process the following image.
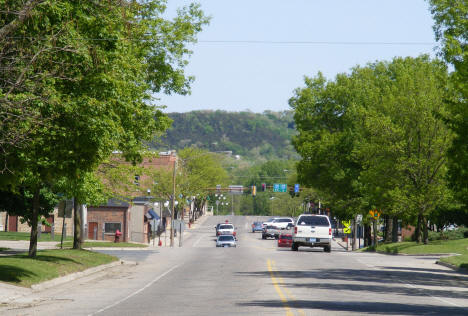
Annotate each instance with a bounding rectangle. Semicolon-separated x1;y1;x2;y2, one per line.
342;220;351;251
369;210;381;246
356;214;363;249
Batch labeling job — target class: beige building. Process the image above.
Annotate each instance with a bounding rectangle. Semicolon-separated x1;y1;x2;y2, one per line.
0;207;74;236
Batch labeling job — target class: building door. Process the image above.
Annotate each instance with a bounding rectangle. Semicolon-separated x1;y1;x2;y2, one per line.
44;216;54;233
88;222;98;240
8;215;17;232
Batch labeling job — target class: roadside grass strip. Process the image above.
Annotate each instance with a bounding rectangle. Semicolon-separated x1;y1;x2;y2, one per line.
0;231;73;242
368;239;468;269
58;241;148;248
0;249;118;287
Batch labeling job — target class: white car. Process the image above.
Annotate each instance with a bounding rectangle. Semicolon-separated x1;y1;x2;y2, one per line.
262;217;279;228
216;223;237;237
292;214;332;252
271;217;294;230
216;235;237;247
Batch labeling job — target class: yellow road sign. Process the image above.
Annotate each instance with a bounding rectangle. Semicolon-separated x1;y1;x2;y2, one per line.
369;210;381;219
341;220;351;228
343;227;351;234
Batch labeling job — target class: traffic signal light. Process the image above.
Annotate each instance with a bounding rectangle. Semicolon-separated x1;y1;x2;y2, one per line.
261;183;266;192
252;185;257;196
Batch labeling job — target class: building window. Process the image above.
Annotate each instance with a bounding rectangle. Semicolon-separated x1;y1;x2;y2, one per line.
104;222;122;234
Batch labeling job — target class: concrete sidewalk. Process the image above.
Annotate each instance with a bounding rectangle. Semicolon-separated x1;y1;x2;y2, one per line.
0;240;58;252
0;214;210;303
148;213;210;248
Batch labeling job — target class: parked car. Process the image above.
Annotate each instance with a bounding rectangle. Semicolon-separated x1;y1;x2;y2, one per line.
216;235;237;247
278;233;293;247
271;217;294;230
217;223;236;237
292;214;332;252
262;225;280;239
252;221;263;233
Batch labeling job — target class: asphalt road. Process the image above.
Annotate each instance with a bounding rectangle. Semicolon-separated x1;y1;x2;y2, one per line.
2;215;468;315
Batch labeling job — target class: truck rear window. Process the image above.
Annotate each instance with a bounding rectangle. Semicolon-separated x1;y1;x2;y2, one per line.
297;216;329;226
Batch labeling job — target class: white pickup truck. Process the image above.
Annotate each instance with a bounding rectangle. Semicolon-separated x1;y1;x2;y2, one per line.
291;214;332;252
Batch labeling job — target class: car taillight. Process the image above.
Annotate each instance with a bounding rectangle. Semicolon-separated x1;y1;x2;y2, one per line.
329;228;332;235
217;232;220;236
233;231;236;236
294;226;297;234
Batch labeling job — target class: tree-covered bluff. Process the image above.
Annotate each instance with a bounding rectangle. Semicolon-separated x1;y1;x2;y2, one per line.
154;110;298;161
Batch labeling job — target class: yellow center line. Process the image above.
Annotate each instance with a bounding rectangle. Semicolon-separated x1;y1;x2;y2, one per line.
267;259;294;316
271;260;306;316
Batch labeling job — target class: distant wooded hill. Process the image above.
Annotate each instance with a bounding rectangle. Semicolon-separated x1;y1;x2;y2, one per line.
152;110;298;160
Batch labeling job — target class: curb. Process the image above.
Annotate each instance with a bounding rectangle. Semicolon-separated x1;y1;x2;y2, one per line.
333;238;348;251
436;260;468;274
84;247;150;251
375;250;460;257
31;260;124;291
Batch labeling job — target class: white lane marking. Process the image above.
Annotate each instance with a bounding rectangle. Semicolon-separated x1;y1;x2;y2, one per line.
89;264;180;315
354;258;462;307
192;235;204;247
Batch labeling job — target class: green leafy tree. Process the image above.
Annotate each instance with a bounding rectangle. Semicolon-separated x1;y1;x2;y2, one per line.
290;72;363;221
429;0;468;215
291;56;454;244
0;1;208;256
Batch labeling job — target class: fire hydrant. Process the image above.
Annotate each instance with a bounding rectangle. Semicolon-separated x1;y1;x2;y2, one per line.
114;229;122;243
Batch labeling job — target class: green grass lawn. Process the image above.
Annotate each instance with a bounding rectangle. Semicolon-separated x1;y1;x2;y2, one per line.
0;249;118;287
367;239;468;269
59;241;148;248
0;247;9;252
0;231;73;242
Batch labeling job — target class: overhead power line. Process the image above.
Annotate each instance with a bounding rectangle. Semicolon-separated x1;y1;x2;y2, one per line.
5;36;436;46
197;40;436;46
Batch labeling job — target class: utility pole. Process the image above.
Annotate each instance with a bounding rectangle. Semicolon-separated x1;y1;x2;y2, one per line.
170;159;176;247
231;194;234;216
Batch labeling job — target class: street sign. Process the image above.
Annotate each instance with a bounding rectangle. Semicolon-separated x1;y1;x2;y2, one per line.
342;220;351;228
228;185;243;195
273;183;280;192
356;214;363;224
369;210;381;219
294;184;300;193
343;227;351;234
280;184;287;192
274;183;287;192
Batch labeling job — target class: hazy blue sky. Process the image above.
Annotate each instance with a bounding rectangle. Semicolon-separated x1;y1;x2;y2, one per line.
159;0;437;113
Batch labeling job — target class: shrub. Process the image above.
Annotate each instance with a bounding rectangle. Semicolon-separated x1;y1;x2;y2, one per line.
428;227;468;241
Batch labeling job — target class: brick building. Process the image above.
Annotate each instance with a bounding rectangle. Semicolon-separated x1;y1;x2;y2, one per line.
86;151;177;243
0;152;177;243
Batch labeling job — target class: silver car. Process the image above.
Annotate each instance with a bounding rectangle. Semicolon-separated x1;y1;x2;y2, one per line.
216;235;237;247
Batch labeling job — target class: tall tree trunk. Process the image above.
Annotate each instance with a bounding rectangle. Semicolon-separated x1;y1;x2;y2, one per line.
415;214;422;243
392;217;399;242
423;216;429;245
372;219;378;247
364;224;372;247
384;215;393;243
28;187;40;258
73;198;82;249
